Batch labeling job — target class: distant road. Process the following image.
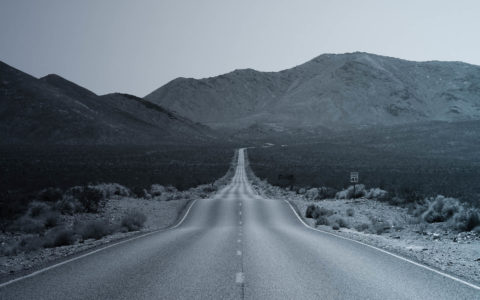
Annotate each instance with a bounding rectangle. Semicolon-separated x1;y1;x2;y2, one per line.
1;149;479;299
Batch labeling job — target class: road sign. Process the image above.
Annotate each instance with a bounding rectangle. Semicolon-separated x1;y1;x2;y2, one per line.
350;172;359;183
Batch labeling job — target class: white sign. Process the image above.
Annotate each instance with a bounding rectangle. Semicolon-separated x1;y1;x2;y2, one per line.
350;172;359;183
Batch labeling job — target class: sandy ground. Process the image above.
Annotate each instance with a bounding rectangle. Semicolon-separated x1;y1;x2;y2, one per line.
291;198;480;284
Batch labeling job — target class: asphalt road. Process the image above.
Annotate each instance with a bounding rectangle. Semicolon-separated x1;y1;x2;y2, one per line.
1;149;479;299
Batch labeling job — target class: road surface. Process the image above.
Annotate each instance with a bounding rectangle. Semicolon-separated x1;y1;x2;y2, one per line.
1;149;479;299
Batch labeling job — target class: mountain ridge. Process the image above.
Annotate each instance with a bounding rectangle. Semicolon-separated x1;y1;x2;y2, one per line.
145;52;480;131
0;61;216;145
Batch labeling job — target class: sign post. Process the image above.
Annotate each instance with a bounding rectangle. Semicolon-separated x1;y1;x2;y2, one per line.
350;172;359;199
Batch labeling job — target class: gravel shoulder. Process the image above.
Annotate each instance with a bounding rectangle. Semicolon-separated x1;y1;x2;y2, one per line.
290;198;480;285
244;160;480;285
0;197;188;280
0;150;238;282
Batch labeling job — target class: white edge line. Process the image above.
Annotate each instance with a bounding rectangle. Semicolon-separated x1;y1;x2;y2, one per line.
244;148;480;290
283;199;480;291
0;198;199;289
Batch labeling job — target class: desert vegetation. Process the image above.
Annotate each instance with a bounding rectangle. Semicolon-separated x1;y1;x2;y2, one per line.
0;183;150;256
1;151;238;264
0;145;235;223
247;130;480;208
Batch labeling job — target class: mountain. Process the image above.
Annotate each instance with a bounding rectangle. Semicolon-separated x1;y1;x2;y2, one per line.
0;61;215;144
145;52;480;131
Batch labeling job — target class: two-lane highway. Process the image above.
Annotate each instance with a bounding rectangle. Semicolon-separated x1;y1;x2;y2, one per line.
1;149;479;299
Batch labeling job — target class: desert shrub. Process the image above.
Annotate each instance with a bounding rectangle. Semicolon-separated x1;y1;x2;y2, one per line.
132;186;150;198
315;216;330;226
409;201;428;217
37;188;63;203
305;187;337;201
422;196;460;223
121;210;147;231
305;188;320;200
336;185;366;199
452;208;480;232
318;207;334;217
355;223;369;232
0;242;18;256
393;186;424;205
166;186;178;193
43;212;60;228
17;236;44;253
201;184;216;193
28;201;51;217
337;218;349;228
10;215;45;233
331;224;340;230
346;208;354;217
92;183;130;198
44;228;76;248
55;196;83;215
305;204;318;218
369;219;390;235
79;220;111;240
68;186;105;213
365;188;389;200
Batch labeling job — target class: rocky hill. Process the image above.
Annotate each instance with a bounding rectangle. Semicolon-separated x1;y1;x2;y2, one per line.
145;52;480;131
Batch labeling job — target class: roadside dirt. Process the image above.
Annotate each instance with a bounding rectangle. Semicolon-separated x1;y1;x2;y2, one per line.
246;168;480;285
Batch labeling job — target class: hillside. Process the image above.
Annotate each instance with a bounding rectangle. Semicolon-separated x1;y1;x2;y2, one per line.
0;61;216;144
145;52;480;131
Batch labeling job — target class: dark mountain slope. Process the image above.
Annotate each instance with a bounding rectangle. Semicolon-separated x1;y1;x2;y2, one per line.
0;61;216;144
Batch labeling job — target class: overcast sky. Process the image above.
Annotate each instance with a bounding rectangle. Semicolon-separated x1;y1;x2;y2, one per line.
1;0;479;97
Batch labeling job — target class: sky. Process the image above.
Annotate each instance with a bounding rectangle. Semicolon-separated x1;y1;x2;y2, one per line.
1;0;479;97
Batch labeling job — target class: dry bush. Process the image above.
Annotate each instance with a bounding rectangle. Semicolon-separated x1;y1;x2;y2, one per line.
121;210;147;231
369;219;390;235
422;196;460;223
451;208;480;232
337;218;349;228
55;196;83;215
79;220;112;240
67;186;105;213
43;212;60;228
346;208;354;217
315;216;330;226
44;228;76;248
355;223;369;232
10;215;45;233
305;204;318;218
28;201;50;217
16;236;44;253
335;185;366;199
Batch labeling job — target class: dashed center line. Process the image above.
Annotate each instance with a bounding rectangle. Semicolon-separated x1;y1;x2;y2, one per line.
237;250;242;256
239;211;242;215
239;221;243;225
237;239;241;243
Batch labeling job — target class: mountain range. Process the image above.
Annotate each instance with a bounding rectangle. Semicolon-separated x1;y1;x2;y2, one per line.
1;52;480;144
146;52;480;132
0;61;215;144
